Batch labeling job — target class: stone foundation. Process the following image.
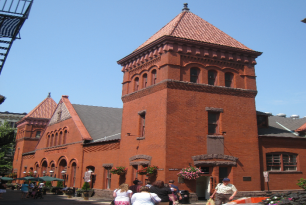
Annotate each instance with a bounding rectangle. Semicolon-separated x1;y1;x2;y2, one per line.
92;189;113;199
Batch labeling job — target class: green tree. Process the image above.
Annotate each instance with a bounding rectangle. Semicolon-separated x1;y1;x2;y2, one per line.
0;121;16;175
0;121;15;146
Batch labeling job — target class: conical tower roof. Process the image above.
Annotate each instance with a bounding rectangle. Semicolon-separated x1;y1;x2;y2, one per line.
136;5;252;51
22;93;57;120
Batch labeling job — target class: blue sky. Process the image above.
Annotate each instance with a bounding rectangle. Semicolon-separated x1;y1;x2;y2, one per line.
0;0;305;118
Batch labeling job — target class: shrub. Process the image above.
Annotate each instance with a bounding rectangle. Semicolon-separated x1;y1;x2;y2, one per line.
56;181;63;187
297;178;306;190
45;181;52;187
82;182;90;190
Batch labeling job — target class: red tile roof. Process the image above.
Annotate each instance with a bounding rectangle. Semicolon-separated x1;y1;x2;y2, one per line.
22;96;57;120
136;11;252;51
296;123;306;132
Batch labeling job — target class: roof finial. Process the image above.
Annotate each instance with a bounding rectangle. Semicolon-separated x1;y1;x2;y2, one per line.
48;92;51;98
182;3;190;12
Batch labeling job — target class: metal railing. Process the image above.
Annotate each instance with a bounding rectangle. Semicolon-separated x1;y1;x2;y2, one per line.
0;0;33;17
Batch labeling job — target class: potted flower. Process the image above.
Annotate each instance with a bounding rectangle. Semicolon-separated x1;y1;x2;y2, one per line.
137;166;159;176
177;166;203;180
82;182;91;200
110;166;128;175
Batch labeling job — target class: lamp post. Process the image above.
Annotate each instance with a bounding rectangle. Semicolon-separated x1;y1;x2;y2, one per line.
49;170;54;177
43;171;46;176
34;171;37;177
61;170;66;187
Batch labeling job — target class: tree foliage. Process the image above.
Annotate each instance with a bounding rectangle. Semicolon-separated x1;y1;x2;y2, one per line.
0;121;16;146
0;121;16;174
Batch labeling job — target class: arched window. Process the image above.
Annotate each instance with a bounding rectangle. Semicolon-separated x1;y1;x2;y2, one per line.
63;130;67;144
143;74;148;88
50;134;54;147
208;70;217;85
151;70;157;85
134;77;139;91
35;131;41;138
58;131;62;146
190;68;199;83
47;135;50;147
225;72;234;88
54;133;58;146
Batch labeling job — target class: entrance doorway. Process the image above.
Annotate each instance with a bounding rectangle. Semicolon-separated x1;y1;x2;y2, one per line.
219;167;228;183
196;176;210;200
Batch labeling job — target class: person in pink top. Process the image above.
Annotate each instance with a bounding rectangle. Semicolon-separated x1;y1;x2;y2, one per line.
113;183;133;205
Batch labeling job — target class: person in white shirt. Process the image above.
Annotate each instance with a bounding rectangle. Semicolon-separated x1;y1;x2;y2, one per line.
131;186;161;205
210;178;237;205
113;183;133;205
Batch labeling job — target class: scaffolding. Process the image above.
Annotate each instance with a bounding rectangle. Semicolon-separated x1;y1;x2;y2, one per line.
0;0;33;74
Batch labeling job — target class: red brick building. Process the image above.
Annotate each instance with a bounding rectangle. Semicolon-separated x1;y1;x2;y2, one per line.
13;4;306;200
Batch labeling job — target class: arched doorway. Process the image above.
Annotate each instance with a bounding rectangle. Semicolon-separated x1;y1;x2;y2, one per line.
41;161;48;176
58;159;67;186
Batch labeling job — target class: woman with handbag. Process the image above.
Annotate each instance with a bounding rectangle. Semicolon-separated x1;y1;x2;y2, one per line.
113;183;133;205
131;186;161;205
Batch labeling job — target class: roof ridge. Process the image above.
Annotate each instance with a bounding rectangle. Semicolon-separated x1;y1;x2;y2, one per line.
169;11;187;36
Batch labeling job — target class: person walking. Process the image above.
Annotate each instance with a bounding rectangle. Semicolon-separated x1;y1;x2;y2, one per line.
20;182;29;199
149;180;172;205
168;180;182;205
210;178;237;205
129;180;142;194
113;183;133;205
0;181;6;199
131;186;161;205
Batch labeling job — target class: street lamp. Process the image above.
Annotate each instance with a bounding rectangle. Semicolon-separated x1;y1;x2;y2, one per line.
43;171;46;176
49;170;54;177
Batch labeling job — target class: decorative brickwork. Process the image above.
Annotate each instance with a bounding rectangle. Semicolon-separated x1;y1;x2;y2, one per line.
83;142;120;153
49;102;71;125
122;79;257;103
22;154;34;160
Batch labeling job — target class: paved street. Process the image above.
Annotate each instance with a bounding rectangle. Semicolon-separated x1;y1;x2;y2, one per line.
0;189;210;205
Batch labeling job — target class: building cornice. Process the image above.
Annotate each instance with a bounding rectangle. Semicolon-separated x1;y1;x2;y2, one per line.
117;36;262;66
122;79;257;103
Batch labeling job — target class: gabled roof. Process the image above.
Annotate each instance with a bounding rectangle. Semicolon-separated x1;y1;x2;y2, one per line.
258;116;306;138
296;123;306;132
21;95;57;120
72;104;122;143
136;10;252;51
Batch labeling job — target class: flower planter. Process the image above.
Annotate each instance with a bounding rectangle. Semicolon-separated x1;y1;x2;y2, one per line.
83;191;90;200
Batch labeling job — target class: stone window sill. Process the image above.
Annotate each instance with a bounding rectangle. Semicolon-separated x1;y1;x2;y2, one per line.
268;171;302;174
136;137;145;140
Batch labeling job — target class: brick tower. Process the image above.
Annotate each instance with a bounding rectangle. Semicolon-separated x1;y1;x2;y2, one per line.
117;4;262;196
13;93;56;178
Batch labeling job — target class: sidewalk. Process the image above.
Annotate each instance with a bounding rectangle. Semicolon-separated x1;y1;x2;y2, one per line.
1;189;208;205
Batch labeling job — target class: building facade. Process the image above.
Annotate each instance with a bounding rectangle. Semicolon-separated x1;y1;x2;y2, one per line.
13;4;306;200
